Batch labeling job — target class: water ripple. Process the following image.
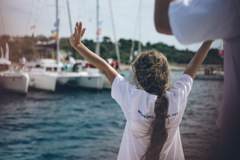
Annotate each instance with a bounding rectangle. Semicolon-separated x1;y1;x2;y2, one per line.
0;71;223;160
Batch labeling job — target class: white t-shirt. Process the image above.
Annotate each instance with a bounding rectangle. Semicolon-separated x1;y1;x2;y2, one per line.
69;57;76;65
168;0;240;130
111;74;193;160
169;0;240;45
19;57;27;65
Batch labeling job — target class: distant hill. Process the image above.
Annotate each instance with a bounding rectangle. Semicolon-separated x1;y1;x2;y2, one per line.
0;35;223;65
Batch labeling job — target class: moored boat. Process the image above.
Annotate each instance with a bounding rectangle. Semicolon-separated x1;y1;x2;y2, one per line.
0;43;29;94
195;70;224;81
74;68;104;90
27;59;104;91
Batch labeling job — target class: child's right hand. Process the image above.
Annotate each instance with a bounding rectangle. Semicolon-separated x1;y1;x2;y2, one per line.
69;21;86;48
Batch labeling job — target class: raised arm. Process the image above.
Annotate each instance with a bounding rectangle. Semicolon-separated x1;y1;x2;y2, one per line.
69;21;118;84
184;41;213;79
154;0;177;35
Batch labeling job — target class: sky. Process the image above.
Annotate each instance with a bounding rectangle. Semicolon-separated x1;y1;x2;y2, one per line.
0;0;222;51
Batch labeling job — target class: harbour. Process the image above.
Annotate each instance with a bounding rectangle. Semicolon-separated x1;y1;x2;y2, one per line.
0;71;223;160
0;1;225;159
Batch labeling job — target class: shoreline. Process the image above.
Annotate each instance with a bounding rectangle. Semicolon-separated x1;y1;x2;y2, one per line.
10;62;223;72
121;63;223;71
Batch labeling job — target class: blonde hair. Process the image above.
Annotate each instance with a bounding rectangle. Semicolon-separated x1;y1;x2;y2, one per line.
132;50;170;160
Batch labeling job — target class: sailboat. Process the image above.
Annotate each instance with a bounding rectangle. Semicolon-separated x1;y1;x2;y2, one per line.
27;0;103;92
27;0;76;91
0;43;29;94
102;0;135;89
66;0;103;90
27;59;78;91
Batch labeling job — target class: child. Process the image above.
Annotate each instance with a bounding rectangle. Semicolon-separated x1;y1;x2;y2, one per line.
69;22;213;160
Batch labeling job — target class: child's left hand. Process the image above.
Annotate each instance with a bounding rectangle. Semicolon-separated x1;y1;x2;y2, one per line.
69;21;86;48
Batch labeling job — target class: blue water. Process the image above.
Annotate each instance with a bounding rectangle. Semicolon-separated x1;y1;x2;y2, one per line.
0;71;223;160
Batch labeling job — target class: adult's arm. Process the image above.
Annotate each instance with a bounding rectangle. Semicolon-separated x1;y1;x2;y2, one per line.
69;22;118;84
154;0;178;35
184;41;213;79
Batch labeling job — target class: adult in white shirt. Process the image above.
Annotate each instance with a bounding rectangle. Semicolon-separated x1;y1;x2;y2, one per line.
69;21;212;160
154;0;240;159
81;59;87;70
66;55;78;72
69;56;76;65
18;55;27;70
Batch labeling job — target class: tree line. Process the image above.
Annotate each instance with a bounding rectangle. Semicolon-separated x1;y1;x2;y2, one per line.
0;35;223;65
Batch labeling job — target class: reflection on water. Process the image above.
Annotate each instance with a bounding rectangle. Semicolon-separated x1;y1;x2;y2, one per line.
0;71;223;160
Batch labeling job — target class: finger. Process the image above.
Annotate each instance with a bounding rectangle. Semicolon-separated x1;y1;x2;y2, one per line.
74;26;78;36
81;28;86;37
76;21;78;28
73;22;78;36
79;21;82;34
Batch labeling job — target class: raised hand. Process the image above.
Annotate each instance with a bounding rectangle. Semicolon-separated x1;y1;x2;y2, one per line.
69;21;86;48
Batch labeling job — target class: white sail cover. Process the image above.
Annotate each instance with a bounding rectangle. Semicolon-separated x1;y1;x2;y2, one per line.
1;46;3;59
5;43;9;60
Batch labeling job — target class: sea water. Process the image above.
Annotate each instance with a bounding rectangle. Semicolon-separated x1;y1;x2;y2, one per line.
0;71;223;160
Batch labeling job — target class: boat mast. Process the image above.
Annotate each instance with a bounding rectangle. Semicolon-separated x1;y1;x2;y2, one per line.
67;0;73;35
138;0;142;54
1;47;3;59
0;7;6;35
56;0;60;66
129;0;142;63
5;43;9;60
66;0;76;58
129;39;135;64
108;0;121;70
95;0;100;56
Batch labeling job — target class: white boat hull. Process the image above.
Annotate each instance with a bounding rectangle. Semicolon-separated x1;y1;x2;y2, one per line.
103;76;111;89
73;69;104;90
29;72;57;92
77;76;103;90
74;74;104;89
27;60;104;91
57;72;80;85
29;72;104;91
0;72;29;94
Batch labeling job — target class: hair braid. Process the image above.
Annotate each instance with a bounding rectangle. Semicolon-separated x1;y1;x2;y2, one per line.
132;50;170;160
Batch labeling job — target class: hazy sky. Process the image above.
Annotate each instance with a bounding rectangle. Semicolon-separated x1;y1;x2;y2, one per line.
0;0;222;51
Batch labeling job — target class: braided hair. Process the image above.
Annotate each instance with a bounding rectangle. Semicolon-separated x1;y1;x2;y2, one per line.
132;50;170;160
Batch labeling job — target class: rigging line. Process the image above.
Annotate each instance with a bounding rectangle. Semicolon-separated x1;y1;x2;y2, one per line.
24;0;35;35
46;2;52;29
130;18;140;62
108;0;121;69
0;7;5;34
130;0;142;62
130;0;142;41
34;0;48;30
95;0;100;56
66;0;77;58
66;0;72;34
129;38;135;63
131;3;141;46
